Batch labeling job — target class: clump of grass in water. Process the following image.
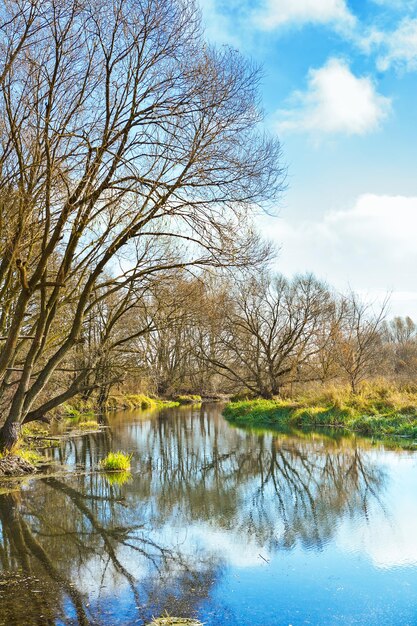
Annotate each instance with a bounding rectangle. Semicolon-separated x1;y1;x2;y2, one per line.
99;451;132;472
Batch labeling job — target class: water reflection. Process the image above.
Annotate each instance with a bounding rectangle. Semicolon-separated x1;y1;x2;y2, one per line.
0;405;408;626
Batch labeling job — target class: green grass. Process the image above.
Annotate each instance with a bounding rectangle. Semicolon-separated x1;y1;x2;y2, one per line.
99;451;132;472
223;382;417;440
60;393;179;419
105;394;180;410
62;403;96;420
158;400;181;408
76;420;100;430
0;446;44;466
16;448;44;464
175;394;202;405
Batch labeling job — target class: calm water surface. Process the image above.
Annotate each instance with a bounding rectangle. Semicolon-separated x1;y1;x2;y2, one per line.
1;404;417;625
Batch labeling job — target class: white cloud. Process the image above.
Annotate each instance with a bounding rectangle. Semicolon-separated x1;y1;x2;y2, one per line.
338;456;417;569
375;18;417;71
254;0;356;30
199;0;244;47
276;58;391;136
260;193;417;316
355;16;417;73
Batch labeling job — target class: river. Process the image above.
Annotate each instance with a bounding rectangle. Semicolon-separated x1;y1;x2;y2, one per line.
1;403;417;625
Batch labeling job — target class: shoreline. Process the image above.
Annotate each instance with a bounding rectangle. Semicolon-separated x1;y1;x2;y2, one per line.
0;393;208;480
223;397;417;441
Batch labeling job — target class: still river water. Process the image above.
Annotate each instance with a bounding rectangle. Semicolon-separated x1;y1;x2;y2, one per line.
1;404;417;626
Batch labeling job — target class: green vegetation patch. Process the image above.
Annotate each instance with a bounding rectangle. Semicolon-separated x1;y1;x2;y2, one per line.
76;420;100;431
99;451;132;472
61;403;96;420
175;394;202;405
159;400;181;408
223;398;297;426
224;384;417;440
105;394;179;411
0;453;36;476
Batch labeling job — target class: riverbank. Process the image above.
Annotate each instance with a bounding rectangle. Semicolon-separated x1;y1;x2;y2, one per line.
58;393;181;419
0;393;203;477
223;384;417;439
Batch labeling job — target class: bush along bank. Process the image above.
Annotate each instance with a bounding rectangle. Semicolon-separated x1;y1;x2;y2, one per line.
223;384;417;440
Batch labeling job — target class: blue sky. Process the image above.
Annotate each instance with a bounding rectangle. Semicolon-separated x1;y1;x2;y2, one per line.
199;0;417;317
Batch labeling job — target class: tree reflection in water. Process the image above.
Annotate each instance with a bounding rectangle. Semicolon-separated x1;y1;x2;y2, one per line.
0;405;387;625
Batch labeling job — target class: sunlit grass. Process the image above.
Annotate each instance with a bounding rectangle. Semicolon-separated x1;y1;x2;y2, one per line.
99;451;132;472
105;394;180;410
61;401;95;420
59;393;181;420
77;420;100;430
224;381;417;439
16;448;43;464
175;394;202;405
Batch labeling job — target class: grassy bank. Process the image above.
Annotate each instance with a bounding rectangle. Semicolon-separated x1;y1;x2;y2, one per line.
0;423;58;477
58;393;179;419
174;394;202;405
223;383;417;439
104;394;179;411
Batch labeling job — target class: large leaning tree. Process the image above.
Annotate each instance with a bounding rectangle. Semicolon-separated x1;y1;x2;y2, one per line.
0;0;284;450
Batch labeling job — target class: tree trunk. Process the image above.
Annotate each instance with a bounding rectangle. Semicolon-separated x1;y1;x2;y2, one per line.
97;385;110;412
0;420;21;452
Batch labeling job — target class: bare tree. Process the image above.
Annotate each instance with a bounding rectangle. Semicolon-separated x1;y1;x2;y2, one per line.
0;0;284;449
383;316;417;381
334;293;388;394
198;273;333;398
134;275;205;395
